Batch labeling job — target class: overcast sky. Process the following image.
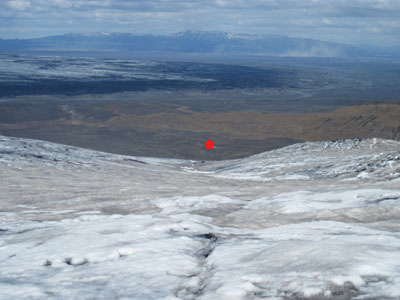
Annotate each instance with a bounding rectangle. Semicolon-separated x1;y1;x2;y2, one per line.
1;0;399;46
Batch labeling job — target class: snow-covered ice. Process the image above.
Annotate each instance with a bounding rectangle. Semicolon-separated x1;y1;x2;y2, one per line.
0;56;216;83
1;136;400;299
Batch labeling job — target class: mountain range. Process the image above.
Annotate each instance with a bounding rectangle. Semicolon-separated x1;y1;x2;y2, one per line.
0;30;394;58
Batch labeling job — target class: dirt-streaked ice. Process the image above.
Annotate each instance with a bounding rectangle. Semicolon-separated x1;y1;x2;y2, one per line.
1;136;399;299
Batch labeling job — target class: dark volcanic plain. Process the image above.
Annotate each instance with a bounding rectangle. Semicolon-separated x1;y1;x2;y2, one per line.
0;55;399;159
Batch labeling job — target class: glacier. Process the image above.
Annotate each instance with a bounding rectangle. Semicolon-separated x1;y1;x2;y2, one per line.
0;135;400;300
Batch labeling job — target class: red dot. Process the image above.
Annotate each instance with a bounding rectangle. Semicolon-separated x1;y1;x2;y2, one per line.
205;140;214;150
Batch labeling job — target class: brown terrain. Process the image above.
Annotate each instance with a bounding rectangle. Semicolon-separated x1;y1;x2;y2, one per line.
1;103;399;160
106;104;400;141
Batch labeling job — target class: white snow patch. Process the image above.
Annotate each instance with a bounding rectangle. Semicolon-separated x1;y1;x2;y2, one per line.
153;194;245;214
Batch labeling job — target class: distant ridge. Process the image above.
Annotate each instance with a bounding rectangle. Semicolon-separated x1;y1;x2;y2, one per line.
0;30;373;57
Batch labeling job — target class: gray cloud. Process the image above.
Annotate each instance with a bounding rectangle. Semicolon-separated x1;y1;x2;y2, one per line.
1;0;399;46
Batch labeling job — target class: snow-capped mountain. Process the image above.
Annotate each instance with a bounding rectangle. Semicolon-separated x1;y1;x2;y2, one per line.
1;135;400;299
0;30;368;57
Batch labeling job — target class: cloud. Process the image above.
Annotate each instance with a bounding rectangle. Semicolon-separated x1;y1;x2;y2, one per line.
6;0;31;10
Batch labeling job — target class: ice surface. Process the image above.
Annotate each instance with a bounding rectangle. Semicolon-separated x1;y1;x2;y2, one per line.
202;221;400;300
1;136;400;299
0;214;210;299
245;189;400;213
199;139;400;182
